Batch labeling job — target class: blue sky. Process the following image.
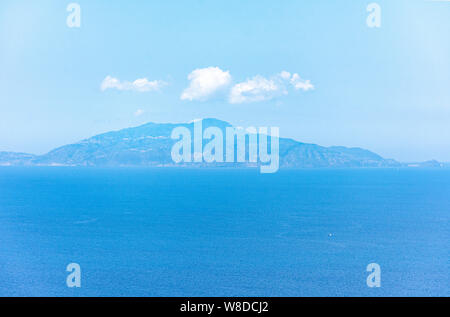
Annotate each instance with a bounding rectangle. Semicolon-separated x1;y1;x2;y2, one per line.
1;0;449;161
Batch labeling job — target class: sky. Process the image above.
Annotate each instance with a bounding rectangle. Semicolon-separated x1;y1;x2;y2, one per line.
0;0;449;162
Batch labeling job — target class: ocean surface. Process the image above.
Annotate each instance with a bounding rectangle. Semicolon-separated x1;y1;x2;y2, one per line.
0;167;448;296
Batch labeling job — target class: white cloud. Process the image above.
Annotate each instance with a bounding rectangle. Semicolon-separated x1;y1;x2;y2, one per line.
181;67;231;101
229;76;283;104
279;71;292;80
101;76;166;92
275;71;314;91
134;109;145;117
289;73;314;91
229;71;314;104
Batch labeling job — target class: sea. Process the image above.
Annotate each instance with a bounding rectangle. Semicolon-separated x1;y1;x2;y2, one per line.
0;167;448;296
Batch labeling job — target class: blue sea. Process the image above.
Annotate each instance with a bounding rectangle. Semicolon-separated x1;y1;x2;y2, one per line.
0;167;448;296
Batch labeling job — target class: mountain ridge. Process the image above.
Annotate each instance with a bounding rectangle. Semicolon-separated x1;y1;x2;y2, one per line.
0;118;443;168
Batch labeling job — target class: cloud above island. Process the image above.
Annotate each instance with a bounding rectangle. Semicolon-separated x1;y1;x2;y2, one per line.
180;67;232;101
134;109;145;117
229;75;282;104
229;71;314;104
179;67;313;104
101;76;167;92
101;68;313;104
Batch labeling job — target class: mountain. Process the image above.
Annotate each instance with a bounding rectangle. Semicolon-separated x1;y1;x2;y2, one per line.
0;152;36;166
0;118;404;168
